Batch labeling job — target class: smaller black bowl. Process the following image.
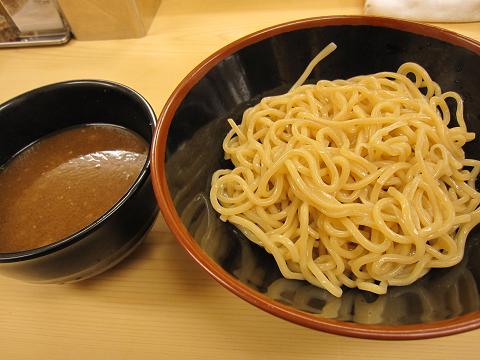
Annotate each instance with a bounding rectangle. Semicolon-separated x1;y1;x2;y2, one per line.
0;80;158;283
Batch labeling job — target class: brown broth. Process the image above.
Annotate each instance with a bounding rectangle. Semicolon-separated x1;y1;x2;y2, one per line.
0;124;148;253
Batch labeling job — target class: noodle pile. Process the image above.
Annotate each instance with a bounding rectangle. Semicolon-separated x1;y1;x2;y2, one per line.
209;43;480;297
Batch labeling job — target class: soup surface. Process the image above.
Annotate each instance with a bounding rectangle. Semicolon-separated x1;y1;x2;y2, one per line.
0;124;148;253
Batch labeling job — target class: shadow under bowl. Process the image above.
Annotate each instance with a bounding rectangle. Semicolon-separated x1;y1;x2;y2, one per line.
0;80;159;283
152;16;480;339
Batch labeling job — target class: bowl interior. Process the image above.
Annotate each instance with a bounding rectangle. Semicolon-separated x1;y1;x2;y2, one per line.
0;81;154;166
162;21;480;332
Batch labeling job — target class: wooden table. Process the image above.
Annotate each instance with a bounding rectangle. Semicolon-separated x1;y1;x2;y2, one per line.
1;1;479;358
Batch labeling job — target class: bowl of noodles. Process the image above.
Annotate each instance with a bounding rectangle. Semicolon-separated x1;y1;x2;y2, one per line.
151;16;480;339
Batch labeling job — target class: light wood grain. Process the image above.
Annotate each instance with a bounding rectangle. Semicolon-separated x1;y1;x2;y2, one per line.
0;1;480;358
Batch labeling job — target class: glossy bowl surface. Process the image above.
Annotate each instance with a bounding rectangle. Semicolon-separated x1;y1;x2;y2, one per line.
152;16;480;339
0;80;159;283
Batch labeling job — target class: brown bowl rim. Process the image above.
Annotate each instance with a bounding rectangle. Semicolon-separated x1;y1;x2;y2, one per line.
151;15;480;340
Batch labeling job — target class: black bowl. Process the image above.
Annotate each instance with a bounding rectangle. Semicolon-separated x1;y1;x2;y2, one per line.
0;80;158;283
152;16;480;339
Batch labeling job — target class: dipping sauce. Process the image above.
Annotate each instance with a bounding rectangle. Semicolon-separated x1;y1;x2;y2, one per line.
0;124;148;253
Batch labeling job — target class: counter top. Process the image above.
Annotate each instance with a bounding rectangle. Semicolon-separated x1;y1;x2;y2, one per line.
0;1;479;358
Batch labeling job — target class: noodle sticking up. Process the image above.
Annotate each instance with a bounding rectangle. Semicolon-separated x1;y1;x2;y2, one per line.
209;42;480;297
